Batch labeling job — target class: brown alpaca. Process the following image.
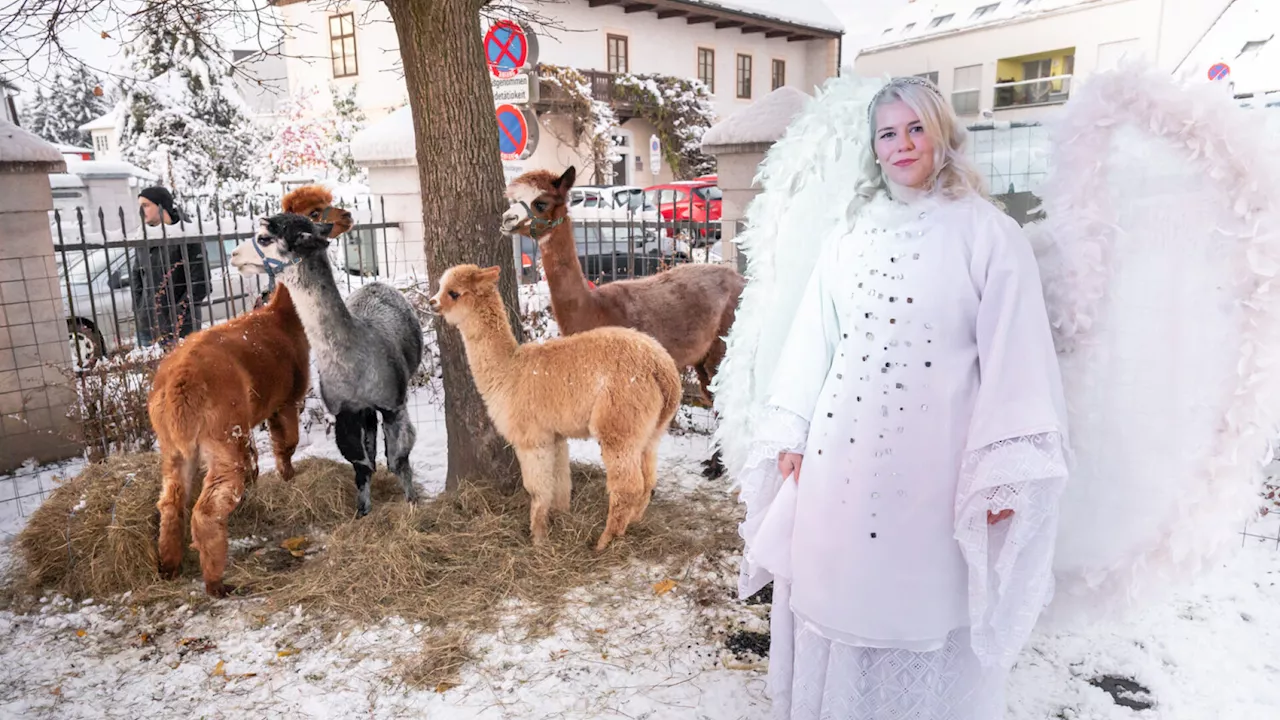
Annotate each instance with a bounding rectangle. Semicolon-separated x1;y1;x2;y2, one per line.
502;166;745;404
252;185;355;309
148;285;310;597
429;264;681;551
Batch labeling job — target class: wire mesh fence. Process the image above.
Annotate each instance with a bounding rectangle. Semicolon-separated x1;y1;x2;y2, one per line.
1;192;726;535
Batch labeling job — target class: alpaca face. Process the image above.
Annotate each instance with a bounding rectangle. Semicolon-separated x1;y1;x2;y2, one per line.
282;185;355;238
501;166;576;235
230;213;334;278
428;264;502;326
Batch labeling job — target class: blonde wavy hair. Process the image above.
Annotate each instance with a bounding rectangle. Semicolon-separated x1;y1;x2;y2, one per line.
854;76;990;204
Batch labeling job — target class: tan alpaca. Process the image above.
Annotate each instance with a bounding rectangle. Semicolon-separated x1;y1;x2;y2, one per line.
429;264;682;550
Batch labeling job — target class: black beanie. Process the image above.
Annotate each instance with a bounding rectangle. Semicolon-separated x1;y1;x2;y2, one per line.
138;186;178;221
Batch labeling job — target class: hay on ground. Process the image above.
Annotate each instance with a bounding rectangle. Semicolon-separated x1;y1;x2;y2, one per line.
1;451;741;690
1;453;403;608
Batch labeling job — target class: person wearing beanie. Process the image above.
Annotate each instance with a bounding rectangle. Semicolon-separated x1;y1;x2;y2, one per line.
134;186;210;347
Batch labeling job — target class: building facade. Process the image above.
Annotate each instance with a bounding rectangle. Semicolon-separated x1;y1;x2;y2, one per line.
855;0;1232;122
274;0;842;185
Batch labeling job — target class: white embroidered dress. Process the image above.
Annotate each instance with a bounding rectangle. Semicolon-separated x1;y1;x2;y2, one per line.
739;187;1070;720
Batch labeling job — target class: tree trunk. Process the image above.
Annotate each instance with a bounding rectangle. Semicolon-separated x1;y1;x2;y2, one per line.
385;0;524;491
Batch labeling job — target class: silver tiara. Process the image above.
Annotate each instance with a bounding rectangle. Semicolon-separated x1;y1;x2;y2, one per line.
867;75;946;122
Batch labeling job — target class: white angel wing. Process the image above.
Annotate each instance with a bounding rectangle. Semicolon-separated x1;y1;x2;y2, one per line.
711;74;884;478
1029;62;1280;624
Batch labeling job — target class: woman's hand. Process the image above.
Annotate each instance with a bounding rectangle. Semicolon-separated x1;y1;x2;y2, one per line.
987;509;1014;525
778;452;803;483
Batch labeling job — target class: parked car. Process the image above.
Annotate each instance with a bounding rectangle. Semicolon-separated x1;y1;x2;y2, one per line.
642;179;722;243
52;223;263;367
512;221;689;286
569;185;660;222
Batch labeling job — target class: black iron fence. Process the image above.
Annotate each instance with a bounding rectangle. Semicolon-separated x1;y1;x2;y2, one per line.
51;196;401;368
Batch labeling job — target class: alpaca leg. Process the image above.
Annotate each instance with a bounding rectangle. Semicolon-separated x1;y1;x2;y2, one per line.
335;409;377;517
632;436;661;523
157;448;198;580
190;444;250;597
266;402;301;482
552;436;571;513
381;406;419;504
515;443;557;546
596;443;646;552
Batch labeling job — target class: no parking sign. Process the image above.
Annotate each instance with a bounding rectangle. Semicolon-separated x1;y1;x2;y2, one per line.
496;104;539;161
485;20;538;79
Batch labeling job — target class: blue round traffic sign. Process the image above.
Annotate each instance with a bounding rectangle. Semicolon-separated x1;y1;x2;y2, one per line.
496;104;528;160
485;20;527;79
1209;62;1230;81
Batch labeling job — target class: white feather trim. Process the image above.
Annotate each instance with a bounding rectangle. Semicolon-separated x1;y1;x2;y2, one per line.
711;75;885;481
1032;60;1280;622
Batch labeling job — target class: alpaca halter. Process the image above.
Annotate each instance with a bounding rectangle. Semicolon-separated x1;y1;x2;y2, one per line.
517;200;566;239
253;238;299;292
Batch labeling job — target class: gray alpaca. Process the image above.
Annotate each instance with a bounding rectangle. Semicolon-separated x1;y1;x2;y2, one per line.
231;213;422;515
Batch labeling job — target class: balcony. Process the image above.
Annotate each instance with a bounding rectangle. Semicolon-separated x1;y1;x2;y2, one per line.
535;69;641;120
993;75;1072;110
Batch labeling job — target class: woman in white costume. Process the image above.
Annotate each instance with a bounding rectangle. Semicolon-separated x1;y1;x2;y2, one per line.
743;76;1070;719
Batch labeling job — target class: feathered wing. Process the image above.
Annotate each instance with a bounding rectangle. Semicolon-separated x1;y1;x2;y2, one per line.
1028;63;1280;624
711;74;884;477
709;75;884;598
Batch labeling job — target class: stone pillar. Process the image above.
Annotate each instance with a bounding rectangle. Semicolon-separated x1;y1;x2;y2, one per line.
0;121;79;472
702;87;811;273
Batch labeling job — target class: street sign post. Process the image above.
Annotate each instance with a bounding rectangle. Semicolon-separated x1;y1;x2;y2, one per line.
485;20;538;79
496;103;539;161
1209;62;1230;81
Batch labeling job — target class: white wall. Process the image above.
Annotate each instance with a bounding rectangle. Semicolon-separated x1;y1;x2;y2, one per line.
279;0;839;122
854;0;1229;123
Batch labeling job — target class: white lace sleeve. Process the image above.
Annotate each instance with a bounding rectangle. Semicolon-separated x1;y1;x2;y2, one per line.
954;431;1069;669
735;405;810;599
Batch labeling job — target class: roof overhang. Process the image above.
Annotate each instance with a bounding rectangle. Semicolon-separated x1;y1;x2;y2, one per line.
587;0;840;41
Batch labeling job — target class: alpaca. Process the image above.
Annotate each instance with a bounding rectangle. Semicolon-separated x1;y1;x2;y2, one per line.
503;166;744;476
252;186;355;310
429;264;682;550
231;213;422;516
148;284;310;597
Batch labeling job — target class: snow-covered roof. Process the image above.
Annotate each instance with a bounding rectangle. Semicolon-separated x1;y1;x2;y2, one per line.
1175;0;1280;98
862;0;1097;53
63;157;157;180
692;0;844;34
350;105;416;167
702;86;811;148
80;106;120;132
0;120;67;170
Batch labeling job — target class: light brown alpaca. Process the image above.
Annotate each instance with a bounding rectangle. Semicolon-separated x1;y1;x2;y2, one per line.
429;264;682;550
502;166;745;404
148;283;310;597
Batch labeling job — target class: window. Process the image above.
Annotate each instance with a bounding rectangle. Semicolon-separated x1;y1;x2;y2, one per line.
928;14;954;28
952;64;982;115
607;34;629;74
915;71;939;85
737;54;752;99
698;48;715;92
772;59;786;91
971;4;1000;20
902;23;916;34
93;134;109;152
329;13;358;78
1016;0;1035;6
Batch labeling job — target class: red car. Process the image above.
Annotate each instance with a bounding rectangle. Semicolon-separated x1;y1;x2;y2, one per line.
643;178;722;242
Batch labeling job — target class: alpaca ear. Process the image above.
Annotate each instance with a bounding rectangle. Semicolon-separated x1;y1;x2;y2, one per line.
479;266;502;284
552;166;576;192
